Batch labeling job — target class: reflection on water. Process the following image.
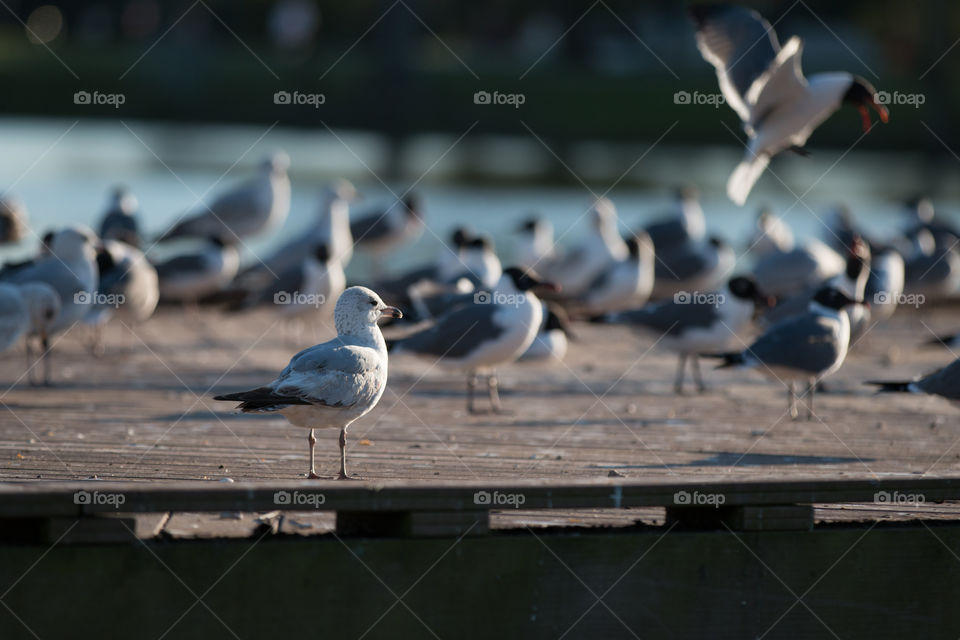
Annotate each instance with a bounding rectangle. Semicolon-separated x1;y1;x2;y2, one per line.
0;118;955;280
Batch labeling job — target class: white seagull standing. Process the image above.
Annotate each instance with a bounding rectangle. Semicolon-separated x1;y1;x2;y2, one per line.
689;4;889;205
214;287;401;479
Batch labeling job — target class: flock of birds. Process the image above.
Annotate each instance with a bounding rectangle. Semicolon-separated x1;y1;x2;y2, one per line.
0;4;957;479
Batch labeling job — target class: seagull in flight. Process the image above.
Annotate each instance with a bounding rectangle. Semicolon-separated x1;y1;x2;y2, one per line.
689;4;889;205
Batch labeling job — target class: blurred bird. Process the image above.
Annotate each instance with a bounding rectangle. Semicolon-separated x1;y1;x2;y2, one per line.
84;240;159;353
864;246;905;321
388;268;556;414
746;206;794;257
903;229;960;300
544;198;627;298
514;216;555;271
350;193;424;274
157;152;290;243
689;4;888;205
750;238;845;298
214;287;402;479
155;237;239;305
867;359;960;408
572;232;655;315
0;284;29;353
519;305;573;363
98;187;141;248
0;195;28;245
652;236;735;300
18;283;60;386
707;287;860;419
440;233;502;289
607;276;769;394
643;186;706;251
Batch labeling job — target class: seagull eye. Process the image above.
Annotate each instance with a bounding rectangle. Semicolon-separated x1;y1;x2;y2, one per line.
369;300;377;306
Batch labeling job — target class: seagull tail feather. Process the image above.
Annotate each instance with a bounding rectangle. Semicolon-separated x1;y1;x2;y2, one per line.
701;352;745;369
864;381;912;393
727;153;769;206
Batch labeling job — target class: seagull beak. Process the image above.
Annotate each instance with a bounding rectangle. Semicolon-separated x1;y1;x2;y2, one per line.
380;305;402;319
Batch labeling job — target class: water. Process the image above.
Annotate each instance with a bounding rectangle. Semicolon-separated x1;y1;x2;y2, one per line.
0;117;954;280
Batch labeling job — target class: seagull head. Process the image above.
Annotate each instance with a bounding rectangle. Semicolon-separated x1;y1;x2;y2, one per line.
334;286;401;335
728;276;774;309
261;151;290;175
109;186;138;216
402;193;423;220
501;266;559;294
811;286;863;313
844;76;889;133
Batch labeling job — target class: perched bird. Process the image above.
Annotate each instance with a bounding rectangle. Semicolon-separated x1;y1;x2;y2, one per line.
519;305;573;363
388;268;556;414
84;240;159;353
19;282;60;386
746;206;794;257
902;229;960;301
98;187;141;248
440;233;502;289
572;232;655;315
350;193;424;273
750;238;845;298
706;287;860;419
155;237;239;304
689;4;889;205
238;180;356;291
514;217;555;271
867;359;960;408
543;198;627;298
0;195;28;245
606;276;769;394
231;244;345;318
652;236;735;300
864;246;905;322
214;287;402;479
157;152;291;243
643;186;706;251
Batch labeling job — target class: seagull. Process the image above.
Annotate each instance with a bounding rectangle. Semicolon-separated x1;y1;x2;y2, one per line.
573;232;655;315
350;193;424;273
157;152;291;243
230;243;345;318
18;282;60;385
237;179;356;290
867;359;960;408
98;187;142;248
750;237;845;298
214;287;401;479
519;305;573;363
0;195;28;245
388;267;556;414
652;236;735;300
514;217;555;271
864;246;905;322
155;237;239;305
643;186;706;250
745;206;794;257
545;198;627;298
706;286;860;419
903;229;960;301
439;233;502;289
606;276;769;394
689;4;889;205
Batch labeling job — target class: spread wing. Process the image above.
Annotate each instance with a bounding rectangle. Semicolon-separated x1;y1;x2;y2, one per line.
689;4;782;124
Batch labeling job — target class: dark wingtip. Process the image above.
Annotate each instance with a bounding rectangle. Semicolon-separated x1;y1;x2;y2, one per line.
864;380;911;392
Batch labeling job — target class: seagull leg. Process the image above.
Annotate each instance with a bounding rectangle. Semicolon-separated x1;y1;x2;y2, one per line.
674;355;688;395
467;372;481;414
691;355;706;393
787;382;798;420
806;378;815;421
488;372;510;414
25;338;36;386
41;332;52;387
337;427;355;480
307;429;320;479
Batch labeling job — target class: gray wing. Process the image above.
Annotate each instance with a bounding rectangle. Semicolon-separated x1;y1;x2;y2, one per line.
645;218;688;250
655;244;712;281
398;303;504;359
154;254;208;279
100;212;139;240
918;360;960;400
747;313;840;374
615;299;719;336
273;341;384;406
690;4;780;122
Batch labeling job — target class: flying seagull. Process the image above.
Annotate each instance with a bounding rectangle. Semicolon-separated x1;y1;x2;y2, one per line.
689;4;889;205
214;287;401;479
